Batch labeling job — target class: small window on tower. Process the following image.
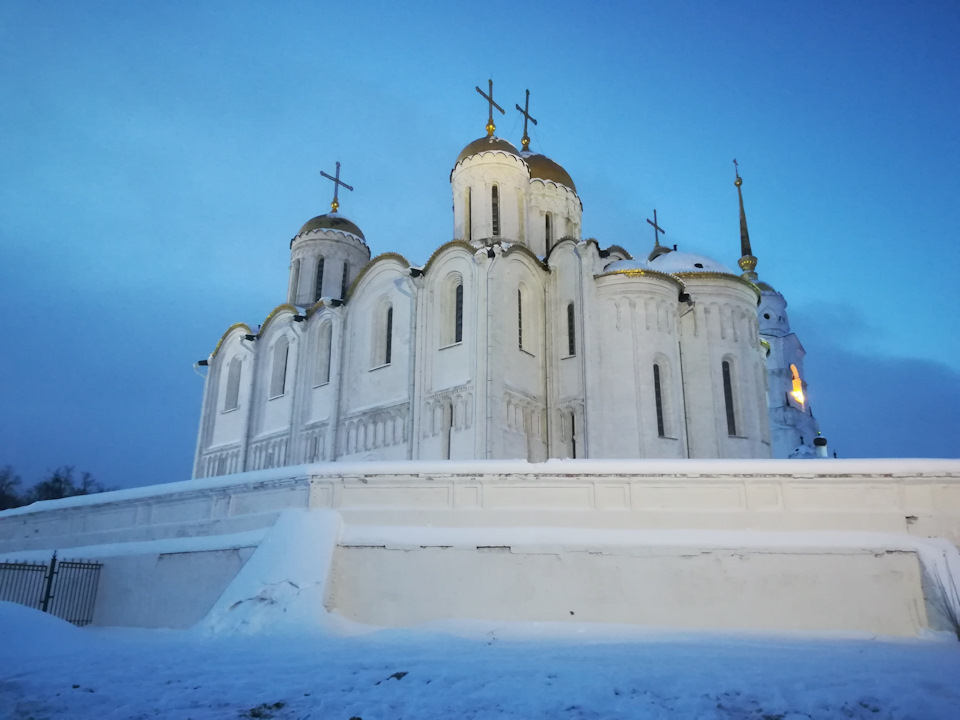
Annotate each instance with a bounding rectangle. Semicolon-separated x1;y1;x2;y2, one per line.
314;257;325;302
340;263;349;300
290;259;301;304
491;185;500;236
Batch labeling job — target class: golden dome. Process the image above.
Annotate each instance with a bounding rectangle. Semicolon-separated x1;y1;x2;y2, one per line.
523;152;577;193
297;213;365;241
455;136;521;166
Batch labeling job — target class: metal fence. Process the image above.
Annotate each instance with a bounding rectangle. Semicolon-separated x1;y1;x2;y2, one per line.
0;553;102;626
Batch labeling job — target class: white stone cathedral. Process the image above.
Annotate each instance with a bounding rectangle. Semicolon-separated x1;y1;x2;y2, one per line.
193;86;823;478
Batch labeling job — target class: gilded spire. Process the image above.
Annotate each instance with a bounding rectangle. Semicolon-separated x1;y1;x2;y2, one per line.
733;159;758;281
475;79;505;138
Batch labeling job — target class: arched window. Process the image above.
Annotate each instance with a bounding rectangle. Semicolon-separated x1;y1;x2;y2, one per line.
566;302;576;357
223;357;241;412
315;322;332;385
569;410;577;459
340;263;349;300
491;184;500;236
465;187;472;241
789;364;805;406
270;336;289;398
545;213;553;252
290;258;301;304
314;257;325;302
722;359;737;436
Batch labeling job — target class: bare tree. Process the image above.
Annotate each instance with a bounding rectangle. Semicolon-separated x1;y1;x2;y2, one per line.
0;465;23;510
26;466;108;503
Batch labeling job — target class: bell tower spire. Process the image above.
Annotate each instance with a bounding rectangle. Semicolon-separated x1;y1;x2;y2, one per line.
733;159;758;281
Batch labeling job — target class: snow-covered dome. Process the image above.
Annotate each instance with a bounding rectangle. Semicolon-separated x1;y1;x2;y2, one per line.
522;152;576;193
648;250;735;275
604;258;650;272
455;136;522;166
297;212;365;242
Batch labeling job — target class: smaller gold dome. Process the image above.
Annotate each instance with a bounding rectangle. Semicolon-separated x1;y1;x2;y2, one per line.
297;213;365;241
523;152;577;193
455;136;521;166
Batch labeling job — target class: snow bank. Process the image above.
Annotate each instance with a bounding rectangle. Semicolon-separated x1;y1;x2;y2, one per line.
196;509;343;636
0;601;91;657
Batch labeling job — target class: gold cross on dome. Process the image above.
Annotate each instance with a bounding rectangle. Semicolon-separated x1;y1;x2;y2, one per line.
647;208;666;248
475;79;505;137
515;89;538;151
319;161;354;213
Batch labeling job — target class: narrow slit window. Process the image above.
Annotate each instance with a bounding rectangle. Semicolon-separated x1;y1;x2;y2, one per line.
442;400;453;459
570;412;577;459
545;213;552;252
340;263;349;300
224;357;241;411
517;289;523;350
314;257;324;302
290;259;301;303
270;337;289;398
316;323;332;385
465;187;472;241
384;307;393;365
653;363;665;437
491;185;500;236
722;360;737;436
454;282;463;343
567;302;575;357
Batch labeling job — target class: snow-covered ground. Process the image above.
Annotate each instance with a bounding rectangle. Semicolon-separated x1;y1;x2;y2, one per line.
2;602;959;720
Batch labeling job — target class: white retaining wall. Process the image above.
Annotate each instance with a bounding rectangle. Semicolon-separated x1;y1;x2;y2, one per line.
1;459;958;634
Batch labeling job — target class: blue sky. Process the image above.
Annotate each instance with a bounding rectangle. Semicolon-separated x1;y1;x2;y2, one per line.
2;1;958;490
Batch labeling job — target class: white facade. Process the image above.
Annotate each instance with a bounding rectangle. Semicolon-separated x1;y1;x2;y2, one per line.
194;127;823;478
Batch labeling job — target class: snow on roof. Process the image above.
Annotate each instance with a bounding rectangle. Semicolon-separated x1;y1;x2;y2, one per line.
604;259;650;272
649;251;735;275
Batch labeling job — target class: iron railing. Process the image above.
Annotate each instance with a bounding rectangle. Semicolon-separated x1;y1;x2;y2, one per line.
0;553;102;626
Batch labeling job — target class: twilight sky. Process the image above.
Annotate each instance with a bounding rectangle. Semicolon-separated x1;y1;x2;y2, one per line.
2;1;958;490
